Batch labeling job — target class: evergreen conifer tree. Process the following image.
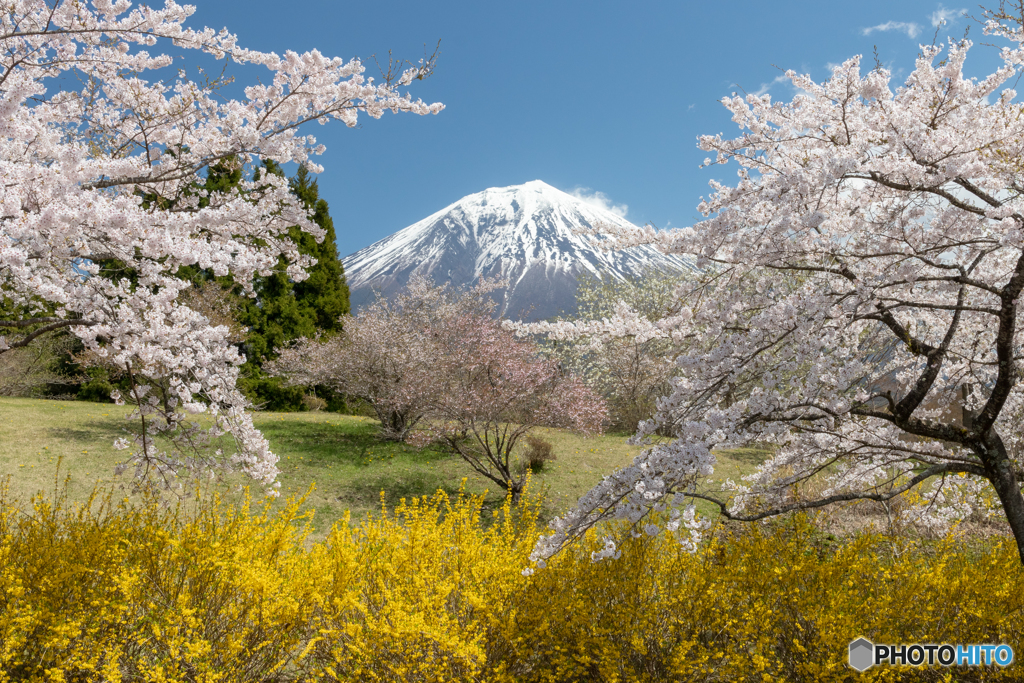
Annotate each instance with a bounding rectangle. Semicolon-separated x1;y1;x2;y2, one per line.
237;163;350;410
61;159;349;411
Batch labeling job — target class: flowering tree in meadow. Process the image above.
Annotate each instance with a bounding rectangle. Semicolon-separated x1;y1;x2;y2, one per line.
269;277;477;441
0;0;441;492
524;7;1024;567
421;296;607;501
272;277;607;497
532;269;690;432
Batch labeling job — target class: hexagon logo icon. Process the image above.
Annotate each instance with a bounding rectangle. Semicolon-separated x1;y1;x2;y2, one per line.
849;637;874;672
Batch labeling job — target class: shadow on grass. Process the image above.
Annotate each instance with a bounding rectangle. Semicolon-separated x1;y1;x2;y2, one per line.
47;419;126;444
254;419;451;468
336;471;467;510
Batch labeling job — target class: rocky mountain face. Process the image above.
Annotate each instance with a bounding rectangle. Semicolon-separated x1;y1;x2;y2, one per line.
341;180;693;321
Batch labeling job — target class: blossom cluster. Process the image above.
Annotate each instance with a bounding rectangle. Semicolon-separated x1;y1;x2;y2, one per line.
526;19;1024;564
273;276;607;497
0;1;441;491
6;481;1024;682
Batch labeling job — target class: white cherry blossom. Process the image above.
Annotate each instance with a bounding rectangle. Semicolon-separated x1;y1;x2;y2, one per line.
526;16;1024;566
0;1;441;493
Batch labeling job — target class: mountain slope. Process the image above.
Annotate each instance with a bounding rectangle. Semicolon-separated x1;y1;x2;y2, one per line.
341;180;693;321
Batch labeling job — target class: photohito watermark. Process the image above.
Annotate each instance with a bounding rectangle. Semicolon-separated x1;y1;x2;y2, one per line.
848;637;1014;671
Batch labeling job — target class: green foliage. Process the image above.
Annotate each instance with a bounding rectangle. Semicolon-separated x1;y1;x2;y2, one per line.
289;166;350;332
236;164;350;411
72;367;117;403
237;370;309;412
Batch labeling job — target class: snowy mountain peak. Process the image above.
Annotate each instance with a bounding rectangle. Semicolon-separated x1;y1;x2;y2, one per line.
342;181;691;321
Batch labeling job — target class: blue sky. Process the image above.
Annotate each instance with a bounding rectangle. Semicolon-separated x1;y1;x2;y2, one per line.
192;1;996;257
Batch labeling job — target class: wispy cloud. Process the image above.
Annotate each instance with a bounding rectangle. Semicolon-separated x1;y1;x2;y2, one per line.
754;74;791;97
571;187;628;218
931;5;966;27
861;21;922;38
687;103;696;111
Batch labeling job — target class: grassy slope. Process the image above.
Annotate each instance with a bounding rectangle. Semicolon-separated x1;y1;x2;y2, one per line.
0;397;767;534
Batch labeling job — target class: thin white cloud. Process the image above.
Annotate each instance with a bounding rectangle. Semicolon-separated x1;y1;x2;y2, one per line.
571;187;628;218
754;74;790;97
862;21;922;38
687;103;696;111
931;5;966;27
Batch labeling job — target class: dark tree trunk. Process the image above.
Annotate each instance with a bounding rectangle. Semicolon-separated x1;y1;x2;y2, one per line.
508;480;524;505
980;433;1024;565
374;407;411;441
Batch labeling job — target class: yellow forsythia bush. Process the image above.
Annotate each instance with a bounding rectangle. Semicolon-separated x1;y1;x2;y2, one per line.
1;479;1022;682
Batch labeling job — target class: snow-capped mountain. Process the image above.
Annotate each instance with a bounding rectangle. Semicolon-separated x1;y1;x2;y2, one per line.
341;180;693;321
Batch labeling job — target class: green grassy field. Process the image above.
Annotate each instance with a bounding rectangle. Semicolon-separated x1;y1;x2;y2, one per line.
0;396;768;534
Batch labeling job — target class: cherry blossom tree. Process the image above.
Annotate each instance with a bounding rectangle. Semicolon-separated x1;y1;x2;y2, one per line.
534;269;689;432
0;0;441;492
524;9;1024;567
272;276;606;497
420;296;607;502
269;277;471;441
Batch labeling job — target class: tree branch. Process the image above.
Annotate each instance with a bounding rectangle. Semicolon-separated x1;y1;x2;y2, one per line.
685;462;986;522
0;318;98;353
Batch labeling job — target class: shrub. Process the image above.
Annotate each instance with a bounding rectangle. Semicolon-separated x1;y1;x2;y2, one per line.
522;436;555;473
302;394;328;412
2;479;1023;682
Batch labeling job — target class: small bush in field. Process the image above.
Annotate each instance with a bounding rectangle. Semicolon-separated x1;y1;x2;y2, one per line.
302;394;327;411
522;436;555;472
